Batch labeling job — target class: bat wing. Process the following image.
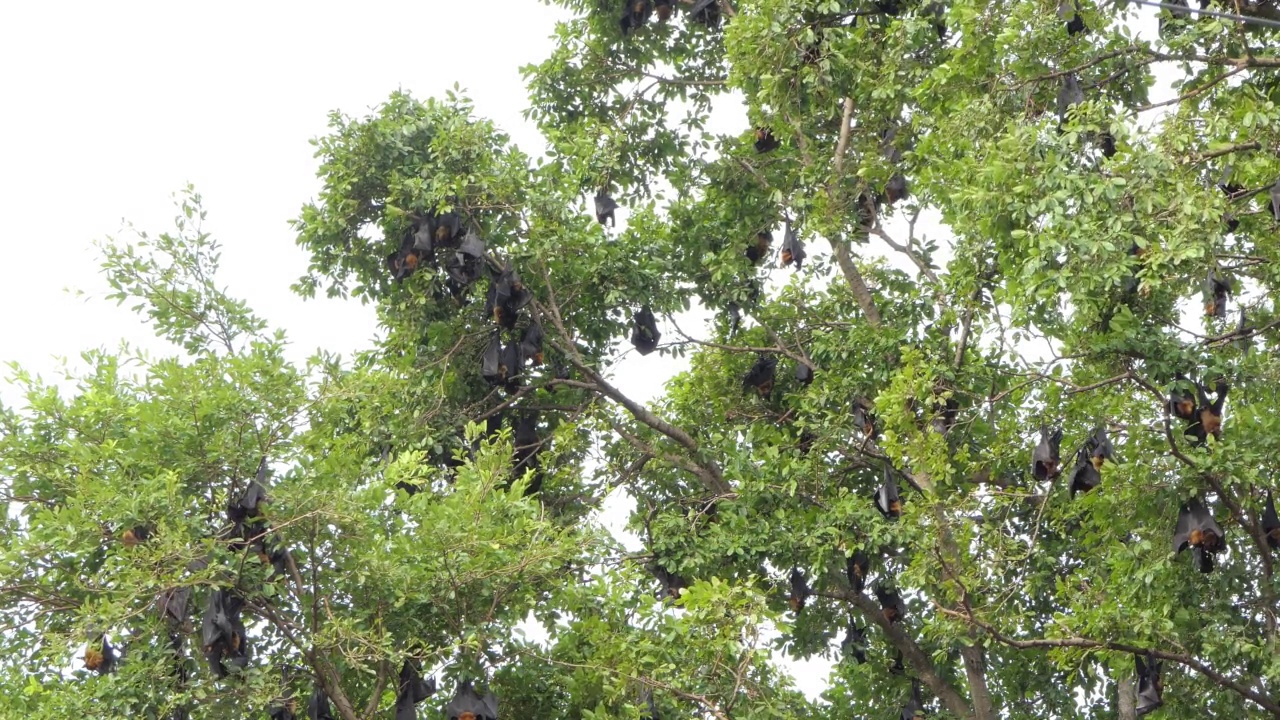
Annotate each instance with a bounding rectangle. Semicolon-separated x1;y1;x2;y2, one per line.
481;335;502;381
1172;504;1193;552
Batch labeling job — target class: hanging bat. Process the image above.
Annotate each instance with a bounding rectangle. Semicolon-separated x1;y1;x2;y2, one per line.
1234;309;1250;352
121;524;152;547
900;679;926;720
1185;380;1227;445
500;341;523;393
853;398;877;439
787;568;812;613
794;361;813;385
1224;212;1239;234
881;172;909;206
512;411;543;492
201;588;249;677
520;322;544;365
1059;0;1087;34
874;583;906;623
890;648;906;675
1270;177;1280;221
1264;491;1280;549
929;394;960;435
1086;426;1114;469
1031;427;1063;481
428;211;464;248
263;544;289;577
387;240;423;283
595;191;619;226
638;688;660;720
797;428;816;454
445;680;499;720
874;464;902;520
269;699;298;720
306;685;334;720
1056;73;1084;125
874;0;903;15
1135;655;1163;716
1167;373;1196;421
754;127;780;153
1067;448;1100;498
1218;165;1243;197
925;1;947;39
1099;130;1116;158
229;464;270;524
446;230;486;289
621;0;651;34
1158;0;1190;33
83;635;117;675
631;306;661;355
655;0;674;21
1204;269;1230;319
780;225;805;269
156;586;192;626
1173;497;1225;573
485;265;533;328
395;661;437;720
689;0;721;26
841;621;867;664
481;333;506;386
651;562;687;600
746;230;772;264
847;550;871;593
742;354;778;399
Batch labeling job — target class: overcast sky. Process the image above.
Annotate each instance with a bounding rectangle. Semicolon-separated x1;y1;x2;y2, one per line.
0;1;573;394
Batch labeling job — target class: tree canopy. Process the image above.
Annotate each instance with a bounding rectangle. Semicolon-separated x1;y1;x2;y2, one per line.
4;0;1280;718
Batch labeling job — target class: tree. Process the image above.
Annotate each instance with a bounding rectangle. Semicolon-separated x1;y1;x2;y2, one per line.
3;0;1280;718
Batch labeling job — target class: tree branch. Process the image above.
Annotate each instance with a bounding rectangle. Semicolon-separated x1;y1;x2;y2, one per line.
841;591;975;720
941;608;1280;717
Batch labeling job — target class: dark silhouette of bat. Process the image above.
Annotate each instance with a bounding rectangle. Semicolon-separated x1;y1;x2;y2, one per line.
742;354;778;399
1173;497;1225;573
787;568;812;613
631;307;661;355
395;660;437;720
445;681;499;720
1032;426;1063;481
1136;655;1163;716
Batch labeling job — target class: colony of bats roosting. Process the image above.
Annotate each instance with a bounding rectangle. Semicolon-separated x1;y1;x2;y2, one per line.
86;455;498;719
599;1;1268;716
80;1;1273;718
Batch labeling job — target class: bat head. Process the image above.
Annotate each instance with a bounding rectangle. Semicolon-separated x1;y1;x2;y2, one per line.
84;646;104;671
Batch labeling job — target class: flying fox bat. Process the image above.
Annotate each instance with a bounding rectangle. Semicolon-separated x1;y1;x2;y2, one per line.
742;354;778;399
1136;655;1163;716
1173;497;1225;573
875;583;906;623
395;660;437;720
847;550;871;593
445;681;499;720
841;620;867;664
1264;491;1280;549
874;464;902;520
787;568;812;613
1032;426;1063;481
631;307;661;355
201;588;249;677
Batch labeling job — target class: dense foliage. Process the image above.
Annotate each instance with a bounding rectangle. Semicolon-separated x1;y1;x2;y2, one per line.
4;0;1280;718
